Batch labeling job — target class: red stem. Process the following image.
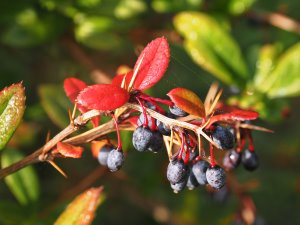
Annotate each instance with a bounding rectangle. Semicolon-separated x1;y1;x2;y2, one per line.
142;95;174;107
136;97;149;128
246;129;255;152
112;114;122;150
138;94;165;113
209;143;216;167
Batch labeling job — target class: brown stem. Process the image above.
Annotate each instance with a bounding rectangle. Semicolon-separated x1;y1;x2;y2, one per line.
247;11;300;35
0;109;103;179
0;103;217;179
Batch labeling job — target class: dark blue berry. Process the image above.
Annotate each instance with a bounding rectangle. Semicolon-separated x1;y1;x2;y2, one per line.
169;105;188;117
132;126;163;152
97;144;114;166
209;186;229;203
206;165;226;189
170;178;187;193
186;169;199;190
137;113;155;128
192;160;210;185
223;149;241;170
212;125;235;150
242;149;259;171
167;159;188;184
107;149;125;172
182;149;198;162
156;112;175;136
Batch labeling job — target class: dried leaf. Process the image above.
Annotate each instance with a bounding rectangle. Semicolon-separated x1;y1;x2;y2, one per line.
54;187;104;225
54;142;84;158
77;84;129;111
0;83;25;150
167;87;205;117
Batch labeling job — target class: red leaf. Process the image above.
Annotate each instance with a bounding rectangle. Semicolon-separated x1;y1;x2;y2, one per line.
208;110;259;126
167;88;205;117
132;37;170;90
77;84;129;110
64;77;87;102
55;142;84;158
111;71;133;88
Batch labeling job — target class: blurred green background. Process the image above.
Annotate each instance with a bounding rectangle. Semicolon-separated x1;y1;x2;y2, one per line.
0;0;300;224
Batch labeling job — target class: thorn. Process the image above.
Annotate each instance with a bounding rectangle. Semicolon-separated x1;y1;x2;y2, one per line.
128;53;145;92
46;131;51;143
48;160;68;178
204;82;219;114
207;88;223;116
239;123;273;133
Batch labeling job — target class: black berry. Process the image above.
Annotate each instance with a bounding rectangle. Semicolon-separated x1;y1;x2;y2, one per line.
170;178;187;193
192;160;210;185
137;113;155;128
242;149;259;171
212;125;235;150
97;144;114;166
156;112;175;136
167;159;188;184
223;149;241;170
206;165;226;189
107;149;125;172
169;105;188;117
132;126;163;152
186;169;199;190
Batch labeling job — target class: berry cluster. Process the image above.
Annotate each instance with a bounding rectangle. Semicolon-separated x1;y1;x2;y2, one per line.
63;37;268;194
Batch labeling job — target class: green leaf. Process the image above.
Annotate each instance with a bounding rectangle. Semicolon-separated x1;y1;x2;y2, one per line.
152;0;202;13
227;0;256;15
74;16;123;50
0;83;25;150
174;12;249;87
266;42;300;98
253;44;282;93
38;84;73;129
114;0;147;19
1;149;40;205
54;187;104;225
1;8;67;48
0;201;30;225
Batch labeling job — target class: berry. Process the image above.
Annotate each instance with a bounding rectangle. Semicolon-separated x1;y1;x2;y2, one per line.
192;160;210;185
206;165;226;189
242;149;259;171
147;131;164;152
169;105;188;117
97;144;114;166
156;113;175;136
182;149;198;162
209;186;229;203
166;159;188;184
170;178;187;193
186;169;199;190
223;149;241;170
212;125;235;150
137;113;155;128
132;126;163;152
107;149;125;172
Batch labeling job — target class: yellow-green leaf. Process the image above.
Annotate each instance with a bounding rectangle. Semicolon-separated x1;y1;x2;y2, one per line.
38;84;73;129
1;149;40;205
0;83;25;150
54;187;104;225
266;42;300;98
174;12;249;87
253;44;281;93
